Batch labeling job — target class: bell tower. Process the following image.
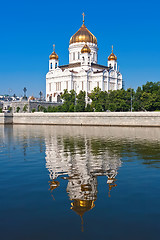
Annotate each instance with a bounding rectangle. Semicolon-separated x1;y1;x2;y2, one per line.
49;44;59;71
108;45;117;71
81;44;91;69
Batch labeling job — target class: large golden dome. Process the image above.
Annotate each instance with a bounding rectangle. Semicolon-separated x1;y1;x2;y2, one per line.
70;23;97;45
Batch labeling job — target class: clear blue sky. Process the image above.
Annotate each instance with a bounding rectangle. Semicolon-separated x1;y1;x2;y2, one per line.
0;0;160;97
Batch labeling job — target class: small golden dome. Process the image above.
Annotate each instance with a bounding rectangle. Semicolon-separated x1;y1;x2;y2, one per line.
50;51;58;60
29;96;35;100
70;24;97;45
81;44;91;53
49;44;59;60
108;45;117;61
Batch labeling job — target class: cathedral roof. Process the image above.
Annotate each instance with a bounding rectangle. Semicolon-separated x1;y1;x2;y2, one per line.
91;63;110;70
70;22;97;45
59;63;110;71
108;46;117;61
59;62;81;71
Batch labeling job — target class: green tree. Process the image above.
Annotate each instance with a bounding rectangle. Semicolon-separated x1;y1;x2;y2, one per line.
23;104;28;112
61;89;76;112
89;87;108;112
38;105;47;112
8;107;12;112
16;107;20;113
85;103;94;112
133;82;160;111
107;88;135;112
142;81;160;93
75;91;86;112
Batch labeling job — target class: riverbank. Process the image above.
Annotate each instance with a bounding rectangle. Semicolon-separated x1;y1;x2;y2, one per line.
1;112;160;127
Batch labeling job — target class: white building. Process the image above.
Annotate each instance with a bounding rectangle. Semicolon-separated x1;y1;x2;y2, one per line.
46;14;123;103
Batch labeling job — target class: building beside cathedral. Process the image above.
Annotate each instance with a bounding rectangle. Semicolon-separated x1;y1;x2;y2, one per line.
46;14;123;103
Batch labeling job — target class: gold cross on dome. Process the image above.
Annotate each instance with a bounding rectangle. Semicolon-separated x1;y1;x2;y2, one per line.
82;12;85;24
112;45;113;53
53;44;55;51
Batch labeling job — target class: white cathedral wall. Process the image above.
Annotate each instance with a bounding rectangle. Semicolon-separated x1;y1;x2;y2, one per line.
46;70;123;102
69;42;98;64
46;56;123;101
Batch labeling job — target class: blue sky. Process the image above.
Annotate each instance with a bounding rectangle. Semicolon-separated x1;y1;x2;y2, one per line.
0;0;160;97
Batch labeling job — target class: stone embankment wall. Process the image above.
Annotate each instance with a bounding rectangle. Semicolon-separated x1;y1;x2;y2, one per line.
0;113;13;124
1;112;160;127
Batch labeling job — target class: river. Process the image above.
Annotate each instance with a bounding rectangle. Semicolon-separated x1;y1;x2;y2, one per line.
0;125;160;240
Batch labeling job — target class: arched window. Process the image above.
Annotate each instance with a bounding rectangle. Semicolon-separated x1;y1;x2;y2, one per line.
49;96;52;102
55;62;57;68
78;52;80;59
50;63;52;69
57;95;61;102
93;53;95;61
73;52;75;60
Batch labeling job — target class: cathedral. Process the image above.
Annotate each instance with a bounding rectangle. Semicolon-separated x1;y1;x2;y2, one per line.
46;14;123;103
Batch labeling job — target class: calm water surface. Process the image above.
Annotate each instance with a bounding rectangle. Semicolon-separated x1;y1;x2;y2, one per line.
0;125;160;240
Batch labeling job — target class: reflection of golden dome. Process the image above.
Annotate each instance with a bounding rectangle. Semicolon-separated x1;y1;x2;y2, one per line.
107;177;117;198
49;44;59;60
70;24;97;45
108;45;117;61
71;199;95;217
49;180;60;191
81;44;91;53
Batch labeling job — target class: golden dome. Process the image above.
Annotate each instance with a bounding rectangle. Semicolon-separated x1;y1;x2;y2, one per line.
71;199;95;217
108;45;117;61
81;44;91;53
49;44;59;60
29;96;35;100
70;23;97;45
107;177;117;198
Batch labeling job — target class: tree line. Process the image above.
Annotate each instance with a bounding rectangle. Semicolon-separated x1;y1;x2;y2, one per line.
39;81;160;112
1;81;160;113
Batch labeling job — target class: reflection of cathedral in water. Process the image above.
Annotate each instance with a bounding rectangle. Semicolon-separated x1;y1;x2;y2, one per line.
45;135;121;225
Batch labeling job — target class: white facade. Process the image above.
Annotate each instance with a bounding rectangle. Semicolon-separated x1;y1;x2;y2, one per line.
46;20;123;103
